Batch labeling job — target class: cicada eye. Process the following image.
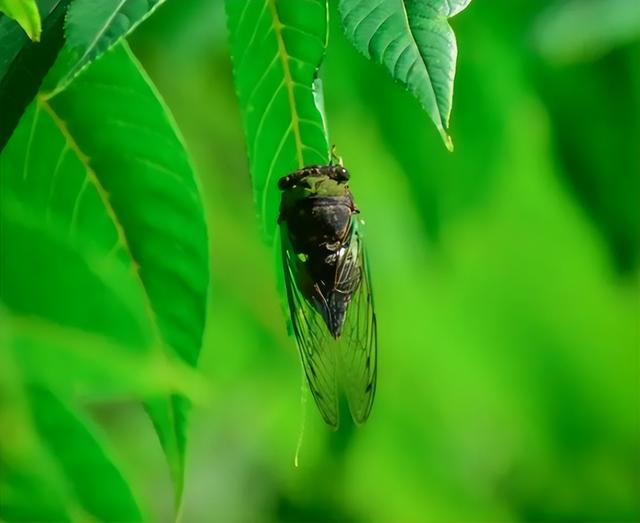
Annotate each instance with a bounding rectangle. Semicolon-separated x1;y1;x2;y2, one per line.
278;176;292;190
336;167;349;181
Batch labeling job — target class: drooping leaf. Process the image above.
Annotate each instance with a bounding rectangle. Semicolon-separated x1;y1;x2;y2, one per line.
0;0;69;152
0;331;145;523
0;454;75;523
0;43;209;506
3;311;206;401
326;14;504;241
0;345;75;523
46;0;166;92
27;386;144;522
338;0;472;150
225;0;331;241
1;320;203;523
0;0;42;40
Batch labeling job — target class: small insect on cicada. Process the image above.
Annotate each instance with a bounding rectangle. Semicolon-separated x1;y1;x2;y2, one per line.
278;154;377;428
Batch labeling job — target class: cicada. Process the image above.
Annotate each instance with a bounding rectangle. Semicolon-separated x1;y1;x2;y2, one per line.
278;159;377;428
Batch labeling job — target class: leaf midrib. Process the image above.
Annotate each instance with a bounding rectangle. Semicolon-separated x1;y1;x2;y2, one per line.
84;0;126;52
399;0;445;131
36;92;178;324
266;0;304;168
37;95;133;263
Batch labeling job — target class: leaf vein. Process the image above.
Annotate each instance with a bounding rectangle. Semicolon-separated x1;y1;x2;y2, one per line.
260;121;293;219
22;104;40;181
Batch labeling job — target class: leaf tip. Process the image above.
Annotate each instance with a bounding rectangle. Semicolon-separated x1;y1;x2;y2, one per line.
28;24;42;41
173;477;185;520
444;133;454;152
0;4;42;41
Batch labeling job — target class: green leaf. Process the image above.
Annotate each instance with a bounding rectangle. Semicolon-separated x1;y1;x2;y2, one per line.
225;0;331;241
0;335;144;523
0;0;69;151
338;0;472;150
47;0;166;92
1;321;205;523
533;0;640;63
27;386;144;522
0;194;154;351
0;352;144;523
3;312;207;401
0;347;75;523
0;43;209;506
0;0;42;40
0;457;74;523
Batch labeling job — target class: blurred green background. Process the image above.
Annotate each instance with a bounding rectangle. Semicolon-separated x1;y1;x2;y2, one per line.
94;0;640;521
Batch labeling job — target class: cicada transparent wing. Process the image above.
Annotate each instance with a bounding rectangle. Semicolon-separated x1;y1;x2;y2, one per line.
280;224;340;427
280;218;377;427
336;220;377;424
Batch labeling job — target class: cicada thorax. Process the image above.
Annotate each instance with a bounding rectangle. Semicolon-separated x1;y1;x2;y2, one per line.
278;167;360;338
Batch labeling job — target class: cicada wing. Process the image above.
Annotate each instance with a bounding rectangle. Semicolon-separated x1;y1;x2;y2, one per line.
280;224;340;428
337;220;378;425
